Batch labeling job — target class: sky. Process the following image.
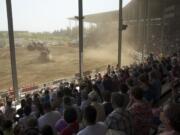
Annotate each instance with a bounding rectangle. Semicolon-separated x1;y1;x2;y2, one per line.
0;0;131;32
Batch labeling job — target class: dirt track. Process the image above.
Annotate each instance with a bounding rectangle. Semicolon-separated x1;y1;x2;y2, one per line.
1;44;127;89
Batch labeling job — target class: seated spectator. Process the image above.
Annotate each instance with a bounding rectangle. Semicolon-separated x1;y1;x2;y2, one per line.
60;107;79;135
88;90;105;122
41;125;53;135
77;105;107;135
105;92;133;135
160;103;180;135
128;86;153;135
38;102;61;134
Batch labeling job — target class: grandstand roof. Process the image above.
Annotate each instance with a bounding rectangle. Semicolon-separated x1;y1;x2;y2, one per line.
69;0;163;23
84;10;118;23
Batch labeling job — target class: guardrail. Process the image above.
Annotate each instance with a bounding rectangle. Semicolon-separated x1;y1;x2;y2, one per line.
0;66;107;102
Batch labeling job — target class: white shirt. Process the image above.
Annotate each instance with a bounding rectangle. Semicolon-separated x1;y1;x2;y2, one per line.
77;122;107;135
38;111;61;134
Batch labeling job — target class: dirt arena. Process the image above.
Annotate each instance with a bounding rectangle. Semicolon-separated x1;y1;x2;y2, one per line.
0;44;134;90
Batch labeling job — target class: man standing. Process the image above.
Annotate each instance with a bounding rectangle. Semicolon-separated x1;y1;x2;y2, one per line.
38;102;61;135
105;92;133;135
77;105;107;135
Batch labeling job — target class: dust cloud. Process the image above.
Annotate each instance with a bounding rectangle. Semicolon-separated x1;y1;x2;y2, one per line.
84;42;136;68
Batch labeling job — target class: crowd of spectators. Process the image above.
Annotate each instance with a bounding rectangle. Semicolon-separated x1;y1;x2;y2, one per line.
0;52;180;135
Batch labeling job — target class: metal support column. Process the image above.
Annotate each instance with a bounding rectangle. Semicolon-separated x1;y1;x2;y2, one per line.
146;0;150;54
6;0;19;101
142;0;148;61
160;0;165;54
78;0;84;79
136;0;140;47
118;0;123;67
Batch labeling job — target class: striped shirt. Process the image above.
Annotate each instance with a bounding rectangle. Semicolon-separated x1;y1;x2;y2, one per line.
105;108;133;135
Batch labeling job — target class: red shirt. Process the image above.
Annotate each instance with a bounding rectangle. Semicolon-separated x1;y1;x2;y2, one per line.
129;101;153;135
60;121;79;135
